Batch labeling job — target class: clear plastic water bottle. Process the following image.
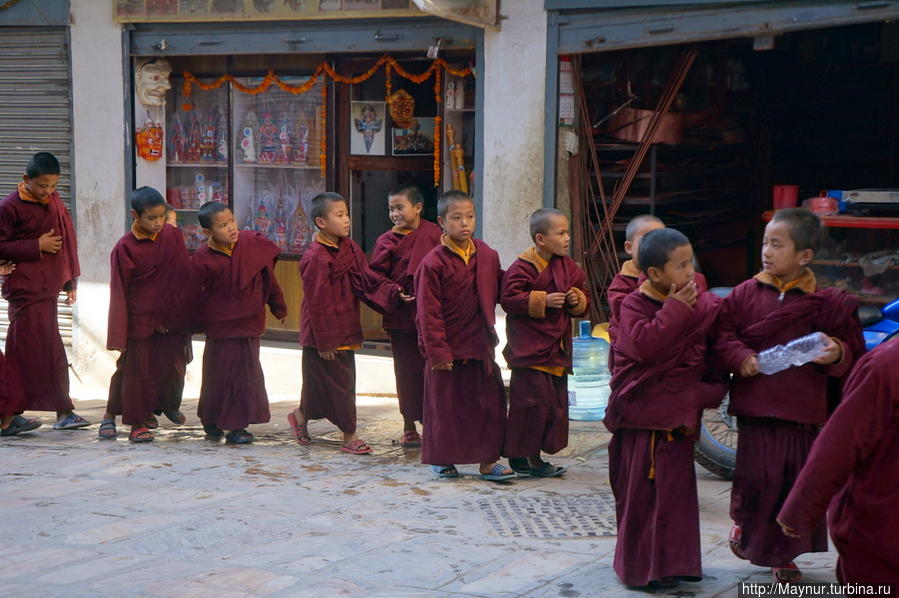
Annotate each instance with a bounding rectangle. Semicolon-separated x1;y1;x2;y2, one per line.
757;332;829;375
569;320;611;421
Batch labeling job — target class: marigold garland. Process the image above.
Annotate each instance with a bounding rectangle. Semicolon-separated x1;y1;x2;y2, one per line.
180;54;474;187
320;80;327;179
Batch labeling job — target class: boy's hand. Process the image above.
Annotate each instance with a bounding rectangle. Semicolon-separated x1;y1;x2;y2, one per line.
777;519;800;538
65;289;77;306
319;349;337;361
399;292;415;303
0;261;15;276
565;288;580;307
39;229;63;254
433;361;453;371
739;354;760;378
670;281;697;308
812;335;843;365
546;292;567;309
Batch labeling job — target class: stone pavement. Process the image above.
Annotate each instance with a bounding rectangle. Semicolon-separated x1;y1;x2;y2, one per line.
3;351;838;598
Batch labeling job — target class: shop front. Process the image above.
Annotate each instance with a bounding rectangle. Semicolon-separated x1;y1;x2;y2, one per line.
119;1;491;342
543;0;899;319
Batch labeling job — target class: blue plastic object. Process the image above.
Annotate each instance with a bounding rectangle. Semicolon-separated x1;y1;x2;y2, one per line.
863;298;899;352
569;321;611;421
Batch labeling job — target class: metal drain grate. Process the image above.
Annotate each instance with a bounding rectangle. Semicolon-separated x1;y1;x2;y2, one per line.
477;493;618;539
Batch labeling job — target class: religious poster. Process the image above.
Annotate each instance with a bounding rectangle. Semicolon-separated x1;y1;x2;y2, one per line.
350;101;386;156
391;117;435;156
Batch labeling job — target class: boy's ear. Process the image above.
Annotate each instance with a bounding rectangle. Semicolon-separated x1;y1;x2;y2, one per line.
436;216;446;231
645;266;662;283
624;240;634;256
201;227;212;239
798;247;814;267
534;232;546;247
414;202;423;214
129;208;139;221
313;216;326;230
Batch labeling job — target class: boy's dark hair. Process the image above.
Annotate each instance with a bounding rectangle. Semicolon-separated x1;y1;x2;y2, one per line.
26;152;60;178
388;185;424;206
437;190;473;219
638;228;691;273
165;203;176;214
771;208;822;253
130;186;166;215
625;214;664;242
529;208;566;241
198;201;229;229
310;192;347;228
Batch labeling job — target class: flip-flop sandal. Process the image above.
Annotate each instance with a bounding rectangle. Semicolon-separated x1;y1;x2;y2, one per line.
203;424;224;438
479;463;516;481
128;427;154;443
650;577;680;589
772;562;802;583
145;415;159;430
508;458;532;476
341;439;373;455
1;416;41;436
163;410;186;425
529;462;567;478
53;414;91;430
225;429;254;444
98;418;117;440
401;430;422;448
729;524;745;559
431;465;460;478
287;412;311;445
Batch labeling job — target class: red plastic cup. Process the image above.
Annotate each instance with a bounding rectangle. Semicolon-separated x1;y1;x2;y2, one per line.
772;185;799;210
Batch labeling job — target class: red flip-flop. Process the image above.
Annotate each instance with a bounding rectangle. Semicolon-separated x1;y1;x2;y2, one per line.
287;412;311;446
341;439;372;455
729;524;745;559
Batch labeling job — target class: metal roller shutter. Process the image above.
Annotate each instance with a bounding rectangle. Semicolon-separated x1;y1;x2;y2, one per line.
0;27;74;346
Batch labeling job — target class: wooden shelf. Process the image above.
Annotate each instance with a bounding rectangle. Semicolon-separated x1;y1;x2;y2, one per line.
235;163;320;170
763;211;899;230
812;259;899;272
168;163;229;168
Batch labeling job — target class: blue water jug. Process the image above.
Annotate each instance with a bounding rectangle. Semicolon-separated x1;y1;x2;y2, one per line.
569;320;611;421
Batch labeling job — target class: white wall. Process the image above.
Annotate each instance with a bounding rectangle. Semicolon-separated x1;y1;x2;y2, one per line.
481;0;548;267
69;0;126;397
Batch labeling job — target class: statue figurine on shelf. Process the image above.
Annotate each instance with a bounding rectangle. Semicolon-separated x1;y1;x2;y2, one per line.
275;111;292;165
258;111;277;164
287;196;312;254
215;107;228;163
200;110;216;162
293;114;309;165
254;196;273;236
239;110;257;164
273;193;289;251
170;115;186;163
186;112;202;162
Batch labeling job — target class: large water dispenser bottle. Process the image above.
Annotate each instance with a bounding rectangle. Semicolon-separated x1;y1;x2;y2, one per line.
569;320;611;421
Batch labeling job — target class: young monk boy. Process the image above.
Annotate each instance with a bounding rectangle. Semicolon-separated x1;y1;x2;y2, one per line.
101;187;192;442
0;259;40;437
415;190;513;481
500;208;588;477
0;152;86;430
193;201;287;444
605;228;726;589
714;208;864;582
290;192;409;455
777;338;899;585
369;185;442;447
607;215;664;343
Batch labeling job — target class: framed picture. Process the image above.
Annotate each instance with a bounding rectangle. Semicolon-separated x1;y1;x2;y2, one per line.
343;0;379;8
350;101;386;156
392;117;436;155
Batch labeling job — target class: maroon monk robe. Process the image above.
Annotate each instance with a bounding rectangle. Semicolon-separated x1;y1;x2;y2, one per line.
193;231;287;431
713;272;864;568
299;234;402;434
605;284;725;587
415;237;506;465
370;220;442;422
106;223;191;426
0;189;80;412
778;340;899;585
500;249;589;458
0;351;26;416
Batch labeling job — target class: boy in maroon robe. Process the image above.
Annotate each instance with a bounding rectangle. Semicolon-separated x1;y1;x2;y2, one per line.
101;187;192;442
777;339;899;585
0;259;40;437
369;185;442;447
415;190;514;481
500;208;588;477
193;201;287;444
289;192;409;455
714;208;864;582
605;228;726;589
0;152;86;430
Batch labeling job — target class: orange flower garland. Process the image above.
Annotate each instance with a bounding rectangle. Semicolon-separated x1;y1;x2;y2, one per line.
179;54;475;187
320;79;327;178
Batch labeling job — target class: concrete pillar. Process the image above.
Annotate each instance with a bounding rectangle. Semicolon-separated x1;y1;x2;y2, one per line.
480;0;548;267
69;0;126;397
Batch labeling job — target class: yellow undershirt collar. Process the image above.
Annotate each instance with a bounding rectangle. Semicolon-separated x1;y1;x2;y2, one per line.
131;221;158;242
441;233;476;265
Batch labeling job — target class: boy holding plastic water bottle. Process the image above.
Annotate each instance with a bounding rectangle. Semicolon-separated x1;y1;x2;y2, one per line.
605;228;727;589
500;208;588;478
714;208;864;583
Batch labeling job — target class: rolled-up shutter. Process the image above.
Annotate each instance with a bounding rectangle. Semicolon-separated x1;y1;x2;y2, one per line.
0;27;74;346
